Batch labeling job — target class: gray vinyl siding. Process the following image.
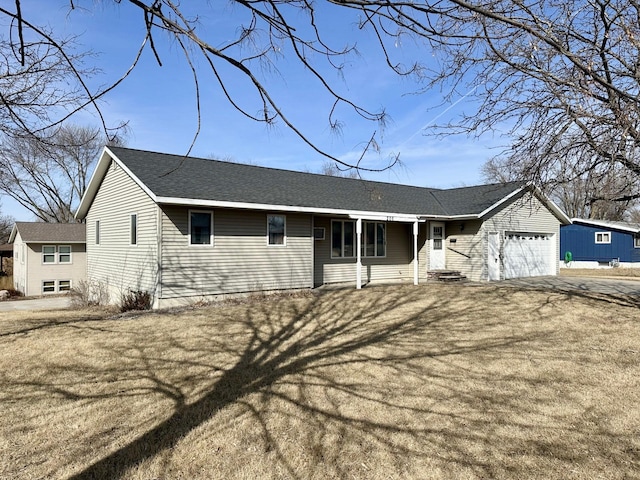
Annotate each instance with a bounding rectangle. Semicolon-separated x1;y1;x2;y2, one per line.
85;159;159;303
478;193;560;281
313;216;414;286
160;207;313;299
441;219;484;279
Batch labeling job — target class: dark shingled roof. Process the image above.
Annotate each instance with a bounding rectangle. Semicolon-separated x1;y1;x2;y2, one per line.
13;222;86;243
109;146;525;217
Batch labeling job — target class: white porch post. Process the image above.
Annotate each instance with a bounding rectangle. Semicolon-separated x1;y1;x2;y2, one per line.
356;218;362;289
413;220;419;285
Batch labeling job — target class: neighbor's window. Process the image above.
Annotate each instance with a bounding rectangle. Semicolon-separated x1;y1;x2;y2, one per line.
42;281;55;293
635;235;640;248
58;245;71;263
595;232;611;244
58;280;71;292
362;221;386;257
42;245;56;263
332;220;355;258
130;214;138;245
95;220;100;245
313;227;325;241
267;215;286;246
190;210;213;245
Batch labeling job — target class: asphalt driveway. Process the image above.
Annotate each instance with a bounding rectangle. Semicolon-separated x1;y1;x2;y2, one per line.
499;275;640;296
0;296;71;312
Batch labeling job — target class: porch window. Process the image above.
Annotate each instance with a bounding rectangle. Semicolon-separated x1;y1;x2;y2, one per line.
267;215;286;246
42;246;56;263
332;220;355;258
595;232;611;244
362;222;386;257
189;210;213;245
58;245;71;263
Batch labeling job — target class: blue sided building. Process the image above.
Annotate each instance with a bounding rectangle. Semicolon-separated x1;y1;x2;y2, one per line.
560;219;640;268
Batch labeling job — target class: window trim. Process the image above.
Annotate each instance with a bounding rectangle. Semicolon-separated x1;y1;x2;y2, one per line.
267;214;286;246
42;280;56;293
58;245;72;264
188;210;214;246
130;213;138;246
362;221;387;258
331;220;356;259
595;231;611;244
42;245;56;264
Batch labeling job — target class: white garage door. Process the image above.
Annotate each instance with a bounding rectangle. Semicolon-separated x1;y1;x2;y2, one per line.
503;232;554;279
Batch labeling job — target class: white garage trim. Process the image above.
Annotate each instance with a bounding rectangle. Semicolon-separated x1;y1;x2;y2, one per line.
503;232;555;279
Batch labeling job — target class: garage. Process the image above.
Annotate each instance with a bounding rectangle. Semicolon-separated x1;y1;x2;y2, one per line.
503;232;555;278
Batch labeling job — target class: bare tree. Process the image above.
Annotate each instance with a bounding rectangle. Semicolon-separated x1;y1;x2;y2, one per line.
0;210;13;244
318;161;360;179
2;1;640;184
0;125;120;223
483;153;640;220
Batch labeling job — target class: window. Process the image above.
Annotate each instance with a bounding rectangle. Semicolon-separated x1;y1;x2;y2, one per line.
313;227;325;241
635;235;640;248
42;281;55;293
58;245;71;263
362;222;386;257
130;214;138;245
332;220;355;258
42;246;56;263
267;215;286;246
58;280;71;292
189;210;213;245
95;220;100;245
595;232;611;244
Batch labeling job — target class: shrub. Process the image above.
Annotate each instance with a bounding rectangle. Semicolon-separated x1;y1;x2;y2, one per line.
69;280;110;308
120;290;152;312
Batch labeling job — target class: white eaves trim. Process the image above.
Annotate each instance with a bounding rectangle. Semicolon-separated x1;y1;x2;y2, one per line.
477;183;571;225
157;196;425;222
571;218;640;233
76;146;159;220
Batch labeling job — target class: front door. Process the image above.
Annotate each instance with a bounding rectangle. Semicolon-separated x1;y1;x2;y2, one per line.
488;231;500;281
429;222;445;270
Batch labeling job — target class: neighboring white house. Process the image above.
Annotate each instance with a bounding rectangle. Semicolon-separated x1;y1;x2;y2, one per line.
75;146;571;308
10;223;86;296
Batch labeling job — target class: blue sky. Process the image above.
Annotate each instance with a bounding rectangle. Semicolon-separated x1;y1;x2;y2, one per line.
4;1;504;221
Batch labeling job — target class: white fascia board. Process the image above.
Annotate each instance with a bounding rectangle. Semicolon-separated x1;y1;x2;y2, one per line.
157;196;422;221
418;214;479;221
571;218;640;233
75;146;159;220
477;183;572;225
8;224;18;243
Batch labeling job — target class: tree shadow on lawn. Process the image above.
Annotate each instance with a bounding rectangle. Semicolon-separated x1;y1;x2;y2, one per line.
4;284;639;479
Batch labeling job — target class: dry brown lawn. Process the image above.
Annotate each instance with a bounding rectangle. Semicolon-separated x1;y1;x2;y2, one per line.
561;267;640;279
1;284;639;479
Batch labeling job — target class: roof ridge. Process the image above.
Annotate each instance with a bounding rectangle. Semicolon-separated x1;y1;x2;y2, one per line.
108;145;501;193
